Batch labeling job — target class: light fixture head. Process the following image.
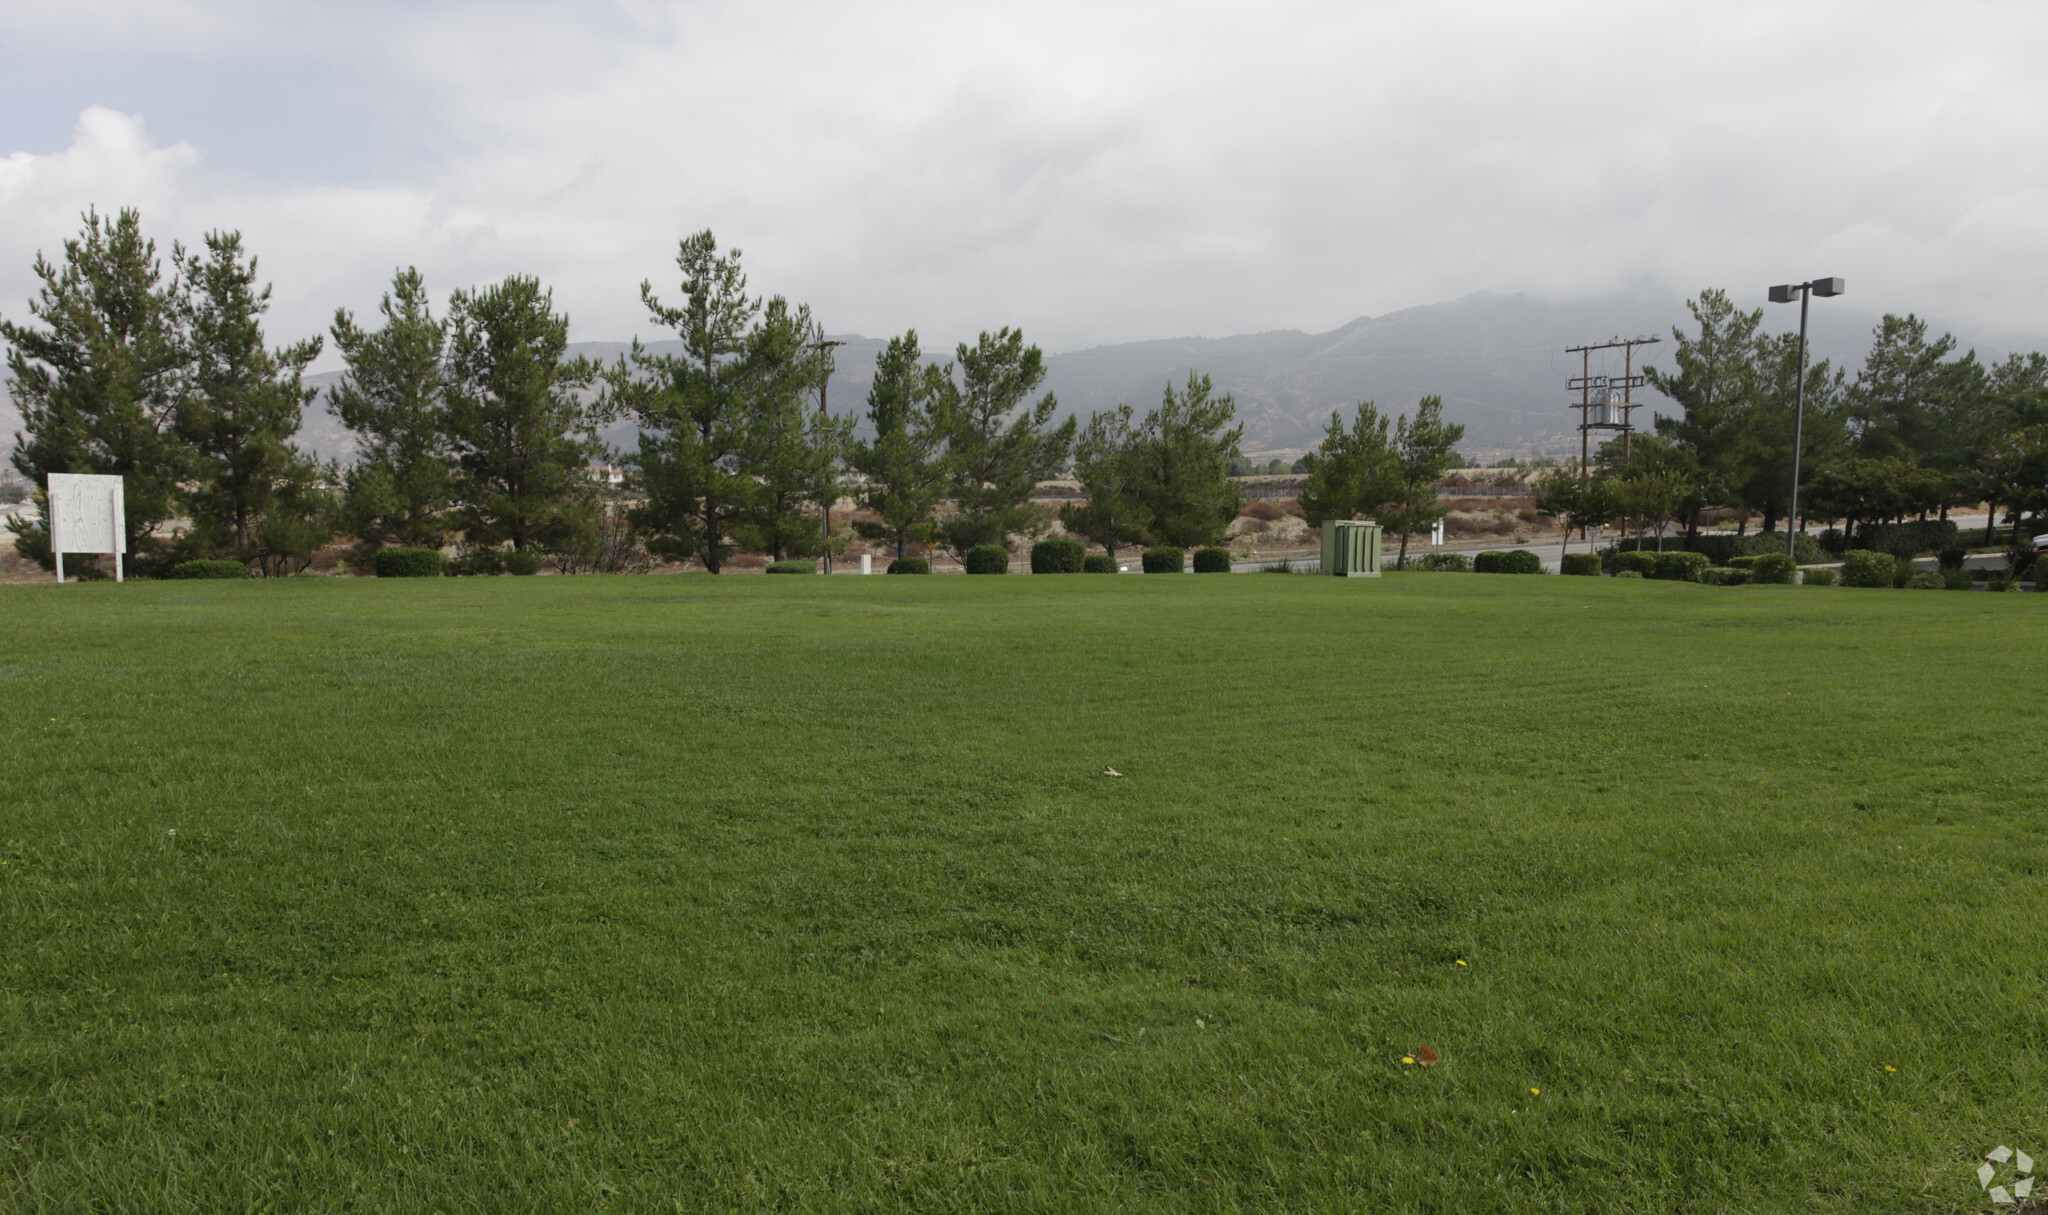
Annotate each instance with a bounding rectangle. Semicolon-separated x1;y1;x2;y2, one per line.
1768;284;1798;304
1812;277;1845;297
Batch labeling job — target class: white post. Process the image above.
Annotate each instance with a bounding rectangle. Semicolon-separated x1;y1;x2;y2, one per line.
861;553;872;575
116;553;124;583
112;489;122;582
55;552;64;583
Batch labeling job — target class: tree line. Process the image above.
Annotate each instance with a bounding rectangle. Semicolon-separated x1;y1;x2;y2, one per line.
5;210;1251;575
1534;288;2048;551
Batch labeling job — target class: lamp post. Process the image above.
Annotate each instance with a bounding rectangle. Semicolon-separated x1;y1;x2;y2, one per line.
815;339;846;572
1766;277;1844;562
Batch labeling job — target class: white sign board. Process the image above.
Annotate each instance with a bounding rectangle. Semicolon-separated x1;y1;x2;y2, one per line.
46;472;126;582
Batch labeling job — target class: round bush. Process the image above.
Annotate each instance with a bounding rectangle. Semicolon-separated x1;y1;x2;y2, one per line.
503;548;543;576
1649;551;1709;582
1906;570;1945;590
1192;546;1231;573
1839;549;1894;588
1608;550;1656;577
1702;566;1750;586
1141;546;1184;574
373;546;444;578
765;559;817;574
1473;550;1505;573
1479;549;1542;575
1737;553;1797;584
1082;554;1118;574
886;557;930;575
1613;569;1644;579
1559;552;1602;577
167;559;249;580
1800;567;1837;587
964;545;1010;575
1029;537;1085;574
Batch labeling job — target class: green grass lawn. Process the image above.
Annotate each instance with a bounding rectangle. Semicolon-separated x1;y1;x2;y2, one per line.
2;572;2044;1213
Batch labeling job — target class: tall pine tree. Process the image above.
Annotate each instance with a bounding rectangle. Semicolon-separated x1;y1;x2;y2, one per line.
849;331;952;559
4;208;189;568
934;328;1074;558
330;267;453;551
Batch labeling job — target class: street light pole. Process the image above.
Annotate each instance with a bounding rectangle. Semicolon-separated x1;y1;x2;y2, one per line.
1767;277;1844;563
816;339;846;573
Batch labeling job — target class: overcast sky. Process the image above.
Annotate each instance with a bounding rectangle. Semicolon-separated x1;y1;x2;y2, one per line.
2;0;2044;367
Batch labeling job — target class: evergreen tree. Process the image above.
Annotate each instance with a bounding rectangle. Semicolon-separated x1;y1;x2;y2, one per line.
443;275;600;556
934;328;1075;558
1299;401;1397;525
1129;371;1243;549
4;208;189;568
1059;403;1147;559
736;298;845;562
330;267;453;551
1847;314;1980;461
172;230;323;556
848;331;952;559
1645;289;1761;541
1735;330;1847;533
608;232;813;573
1380;395;1465;569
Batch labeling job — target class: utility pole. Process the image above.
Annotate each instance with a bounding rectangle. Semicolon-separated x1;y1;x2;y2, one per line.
1567;334;1660;543
816;339;846;573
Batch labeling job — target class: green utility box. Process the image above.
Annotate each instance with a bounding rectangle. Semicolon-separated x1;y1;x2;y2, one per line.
1320;519;1383;577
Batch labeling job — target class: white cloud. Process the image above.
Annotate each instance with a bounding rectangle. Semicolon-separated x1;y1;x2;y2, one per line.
2;0;2047;369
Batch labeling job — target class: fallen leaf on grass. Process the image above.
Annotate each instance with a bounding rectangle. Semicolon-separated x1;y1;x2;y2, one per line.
1415;1046;1438;1067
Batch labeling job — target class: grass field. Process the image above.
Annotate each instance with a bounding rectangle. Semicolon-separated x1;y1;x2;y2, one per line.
2;572;2045;1213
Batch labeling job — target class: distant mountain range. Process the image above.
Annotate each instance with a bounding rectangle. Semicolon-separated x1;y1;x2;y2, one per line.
13;290;2047;467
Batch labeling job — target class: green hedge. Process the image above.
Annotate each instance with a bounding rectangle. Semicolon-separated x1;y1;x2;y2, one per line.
886;557;930;574
373;546;445;578
1839;549;1893;588
1852;519;1959;557
1412;551;1470;572
1141;547;1184;574
1650;552;1710;582
1906;570;1945;589
1475;549;1542;574
1560;552;1602;576
1192;546;1231;573
1612;531;1828;565
167;559;249;580
1801;567;1837;587
1082;554;1118;574
964;545;1009;575
1029;538;1084;574
765;560;816;574
1608;551;1656;576
1730;553;1796;584
1701;566;1750;586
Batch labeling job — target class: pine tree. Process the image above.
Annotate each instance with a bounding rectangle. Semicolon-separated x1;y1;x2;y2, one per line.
1128;371;1242;549
1299;401;1397;525
1380;395;1465;569
330;267;452;551
443;276;600;556
172;230;323;556
736;298;845;562
1059;404;1147;559
934;328;1075;558
849;331;952;559
4;208;189;568
1645;289;1762;541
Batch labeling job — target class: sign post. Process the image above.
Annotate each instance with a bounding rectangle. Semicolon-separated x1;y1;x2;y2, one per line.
46;473;126;583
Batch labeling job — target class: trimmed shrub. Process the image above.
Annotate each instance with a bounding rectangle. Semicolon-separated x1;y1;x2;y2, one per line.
449;548;503;576
1701;567;1749;586
1613;569;1645;579
168;559;249;580
964;545;1010;575
1892;556;1917;588
1192;546;1231;573
1855;519;1958;557
1608;550;1657;577
1731;553;1796;584
1029;537;1085;574
1082;554;1118;574
886;557;930;574
374;546;445;578
504;548;542;576
765;559;816;574
1473;551;1505;573
1987;568;2017;592
1613;531;1828;565
1941;566;1975;590
1800;567;1837;587
1413;551;1471;572
1560;552;1602;577
1839;549;1893;588
1650;551;1710;582
1141;546;1185;574
1907;570;1945;589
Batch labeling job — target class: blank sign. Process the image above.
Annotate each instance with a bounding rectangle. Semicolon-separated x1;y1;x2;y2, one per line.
47;473;125;555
